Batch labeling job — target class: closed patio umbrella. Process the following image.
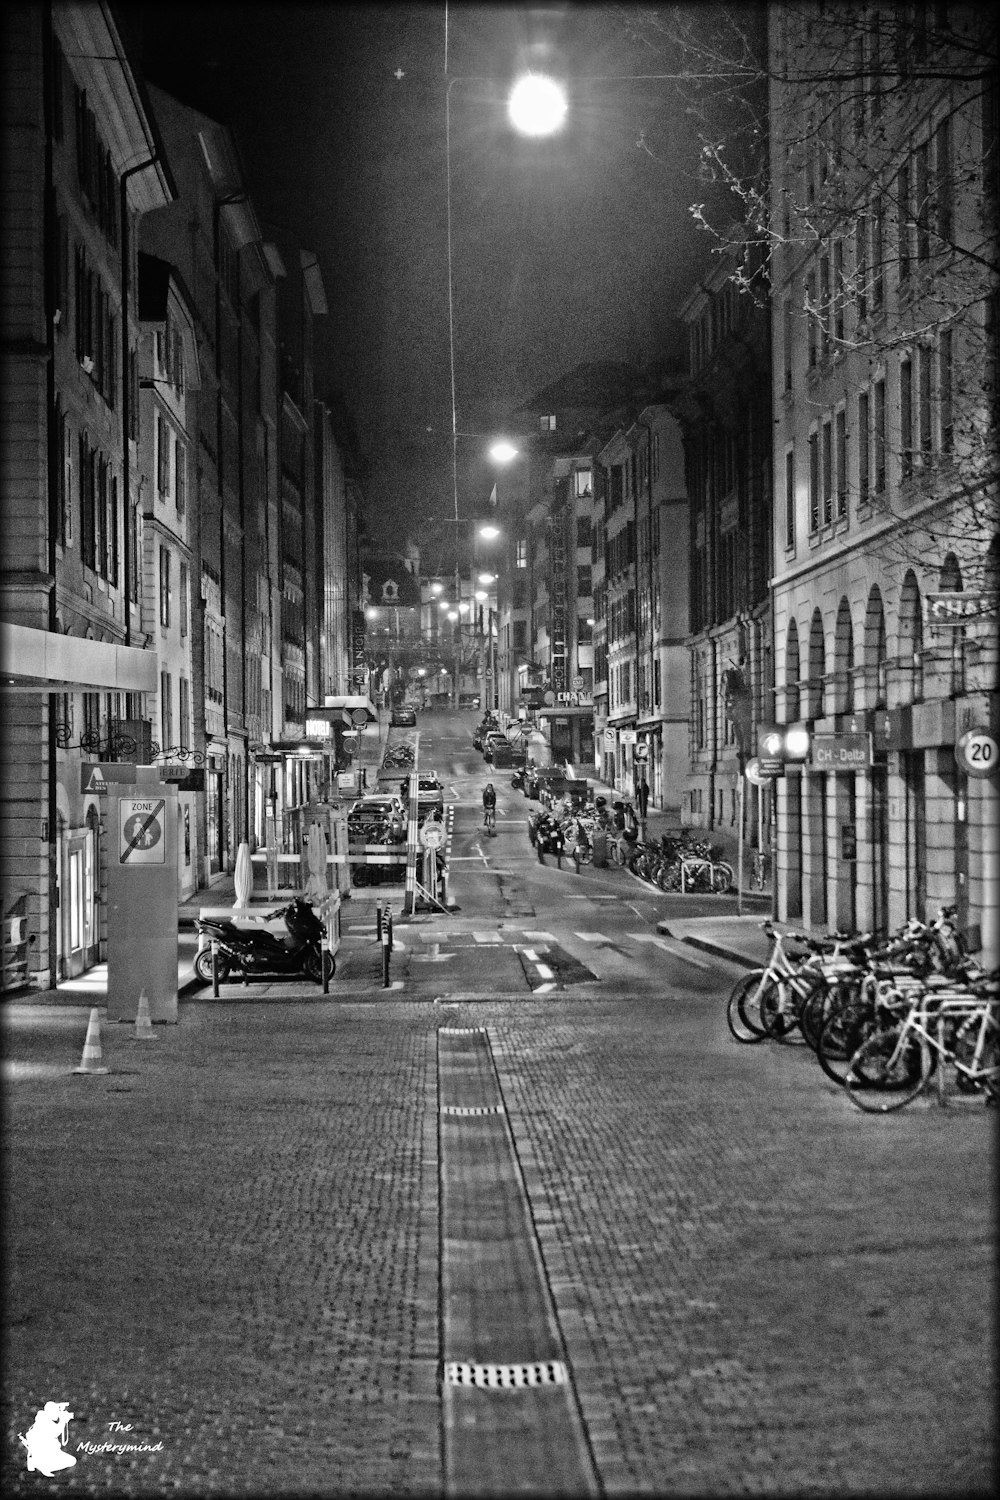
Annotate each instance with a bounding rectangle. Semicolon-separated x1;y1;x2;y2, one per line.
304;821;329;906
233;841;253;908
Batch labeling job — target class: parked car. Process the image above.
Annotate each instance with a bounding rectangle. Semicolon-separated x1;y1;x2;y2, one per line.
401;771;445;815
482;731;510;763
391;705;417;727
347;795;405;843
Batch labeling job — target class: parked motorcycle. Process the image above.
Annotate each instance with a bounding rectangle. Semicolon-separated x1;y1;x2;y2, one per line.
533;814;566;867
194;896;335;985
510;767;526;791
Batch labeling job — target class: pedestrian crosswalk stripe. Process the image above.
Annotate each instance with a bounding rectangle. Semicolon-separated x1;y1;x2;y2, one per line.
573;932;608;943
473;932;502;943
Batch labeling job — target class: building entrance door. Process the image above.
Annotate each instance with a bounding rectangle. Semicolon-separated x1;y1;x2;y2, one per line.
60;826;97;979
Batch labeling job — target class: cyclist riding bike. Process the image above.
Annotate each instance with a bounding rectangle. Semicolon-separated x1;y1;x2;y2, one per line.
482;782;497;833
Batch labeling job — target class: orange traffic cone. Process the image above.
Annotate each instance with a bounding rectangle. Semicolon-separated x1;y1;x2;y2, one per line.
135;989;155;1040
72;1006;109;1075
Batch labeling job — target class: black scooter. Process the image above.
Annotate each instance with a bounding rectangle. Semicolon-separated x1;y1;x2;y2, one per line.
194;896;335;985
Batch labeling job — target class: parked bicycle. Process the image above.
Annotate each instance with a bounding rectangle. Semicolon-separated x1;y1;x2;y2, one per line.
845;982;999;1112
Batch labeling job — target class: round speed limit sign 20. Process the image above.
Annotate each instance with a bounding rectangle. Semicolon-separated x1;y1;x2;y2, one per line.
955;728;999;779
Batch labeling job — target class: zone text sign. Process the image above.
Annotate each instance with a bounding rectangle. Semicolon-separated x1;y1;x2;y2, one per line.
810;733;871;771
119;797;166;865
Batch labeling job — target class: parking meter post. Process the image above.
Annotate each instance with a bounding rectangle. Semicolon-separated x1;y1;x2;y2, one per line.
211;940;219;999
386;904;393;955
382;928;390;988
322;932;330;995
376;900;383;942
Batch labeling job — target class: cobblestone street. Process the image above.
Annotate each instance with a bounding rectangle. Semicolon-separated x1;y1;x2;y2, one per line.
3;986;994;1496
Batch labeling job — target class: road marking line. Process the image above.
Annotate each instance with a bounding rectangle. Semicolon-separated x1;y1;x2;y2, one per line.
573;932;607;943
535;963;555;980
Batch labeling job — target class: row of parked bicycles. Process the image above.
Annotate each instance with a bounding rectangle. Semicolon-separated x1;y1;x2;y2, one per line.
726;906;999;1111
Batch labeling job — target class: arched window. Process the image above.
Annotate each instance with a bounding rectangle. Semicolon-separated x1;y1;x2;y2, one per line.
863;585;887;707
833;596;854;714
785;618;800;722
898;570;923;703
938;551;965;695
985;535;1000;598
807;608;826;719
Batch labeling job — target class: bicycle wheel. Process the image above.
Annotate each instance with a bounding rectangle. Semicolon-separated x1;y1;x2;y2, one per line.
800;974;847;1052
760;970;821;1044
726;970;773;1043
816;995;875;1085
711;861;734;894
844;1026;932;1112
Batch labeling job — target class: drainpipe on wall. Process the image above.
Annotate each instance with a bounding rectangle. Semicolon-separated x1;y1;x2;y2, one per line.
120;154;161;649
42;2;58;985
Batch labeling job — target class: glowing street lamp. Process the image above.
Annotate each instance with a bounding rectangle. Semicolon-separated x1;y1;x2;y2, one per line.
489;440;520;465
507;73;568;137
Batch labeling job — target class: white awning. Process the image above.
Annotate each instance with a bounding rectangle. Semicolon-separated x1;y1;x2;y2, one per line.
0;623;158;694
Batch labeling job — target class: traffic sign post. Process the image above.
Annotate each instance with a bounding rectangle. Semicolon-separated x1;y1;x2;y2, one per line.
955;727;999;779
105;779;179;1024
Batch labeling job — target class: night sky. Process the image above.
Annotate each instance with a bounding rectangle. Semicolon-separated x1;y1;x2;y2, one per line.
134;3;733;543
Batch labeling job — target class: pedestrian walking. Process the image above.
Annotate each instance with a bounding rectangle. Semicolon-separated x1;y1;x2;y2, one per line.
636;778;649;821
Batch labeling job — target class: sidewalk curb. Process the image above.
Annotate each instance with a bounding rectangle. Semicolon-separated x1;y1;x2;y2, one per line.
656;924;760;970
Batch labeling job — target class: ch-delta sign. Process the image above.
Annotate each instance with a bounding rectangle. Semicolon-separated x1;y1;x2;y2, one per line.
811;733;872;770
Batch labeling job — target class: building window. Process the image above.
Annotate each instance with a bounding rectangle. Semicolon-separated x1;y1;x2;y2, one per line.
539;414;556;433
179;561;189;638
918;344;932;461
855;213;868;322
785;448;795;549
573;467;592;496
156;414;170;499
806;273;818;368
783;298;793;390
935;116;953;243
915;140;930;262
897;160;911;284
871;194;884;309
808;431;819;532
873;379;886;493
901;356;914;480
858;390;870;506
178;676;190;748
516;537;528;569
175;437;186;514
835;409;847;519
160;671;173;749
822;419;833;525
939;330;953;452
832;239;845;342
159;547;171;627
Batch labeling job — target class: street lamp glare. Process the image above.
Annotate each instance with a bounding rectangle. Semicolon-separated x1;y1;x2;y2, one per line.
478;572;496;584
475;590;488;602
489;441;519;464
478;524;500;541
508;73;567;137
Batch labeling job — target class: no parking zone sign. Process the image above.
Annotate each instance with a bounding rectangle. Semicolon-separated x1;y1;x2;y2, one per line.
119;797;166;864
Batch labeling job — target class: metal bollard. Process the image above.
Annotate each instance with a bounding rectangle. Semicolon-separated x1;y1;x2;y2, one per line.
386;905;393;956
322;930;331;995
211;939;220;999
382;926;391;988
376;900;383;941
